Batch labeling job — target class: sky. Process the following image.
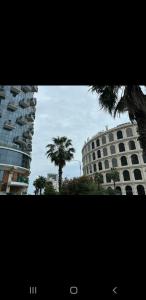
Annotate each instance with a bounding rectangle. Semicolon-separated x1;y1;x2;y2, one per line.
28;86;129;194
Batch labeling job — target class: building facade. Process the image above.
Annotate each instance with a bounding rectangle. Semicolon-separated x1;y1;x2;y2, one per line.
47;173;59;192
0;86;38;195
82;122;146;195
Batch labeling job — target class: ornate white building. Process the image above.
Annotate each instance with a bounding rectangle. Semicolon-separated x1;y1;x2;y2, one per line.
82;122;146;195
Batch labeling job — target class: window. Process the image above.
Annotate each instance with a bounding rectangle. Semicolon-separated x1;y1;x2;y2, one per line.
121;156;127;166
106;173;111;182
92;141;95;149
97;149;101;158
134;169;142;180
108;132;114;142
112;157;118;168
129;140;136;150
123;170;130;181
119;143;125;152
92;152;96;160
126;186;133;195
117;130;123;139
102;135;106;144
131;154;139;165
105;160;109;169
126;127;133;137
93;164;97;172
96;139;100;147
103;147;108;157
143;154;146;163
98;162;102;171
137;185;145;195
89;154;92;162
89;165;92;174
110;145;116;154
115;186;122;195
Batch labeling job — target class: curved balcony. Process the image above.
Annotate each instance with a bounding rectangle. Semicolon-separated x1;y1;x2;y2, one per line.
11;86;21;96
26;113;35;122
3;121;15;130
16;116;28;125
21;86;32;93
23;131;32;140
13;136;27;146
19;99;30;108
0;86;5;99
30;97;37;106
7;101;18;111
31;86;38;92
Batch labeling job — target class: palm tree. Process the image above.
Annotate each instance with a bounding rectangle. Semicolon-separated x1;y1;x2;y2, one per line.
94;172;103;190
90;86;146;155
33;176;46;195
46;137;75;192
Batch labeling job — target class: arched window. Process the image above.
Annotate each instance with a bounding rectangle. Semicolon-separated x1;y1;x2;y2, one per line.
137;185;145;195
89;165;92;174
131;154;139;165
96;139;100;147
92;141;95;149
112;157;118;168
93;163;97;172
117;130;123;139
98;161;102;171
119;143;125;152
121;156;127;166
105;160;109;169
110;145;116;154
92;152;96;160
123;170;130;181
134;169;142;180
102;135;106;144
97;149;101;158
126;186;133;195
129;140;136;150
115;186;122;195
126;127;133;137
103;147;108;156
109;132;114;142
106;173;111;182
143;154;146;163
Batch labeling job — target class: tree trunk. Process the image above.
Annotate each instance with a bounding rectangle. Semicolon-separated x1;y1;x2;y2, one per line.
135;112;146;156
58;165;63;192
113;181;116;190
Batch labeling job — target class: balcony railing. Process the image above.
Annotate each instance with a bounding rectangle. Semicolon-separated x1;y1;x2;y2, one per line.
11;86;21;95
19;99;30;108
26;113;35;122
23;131;32;140
17;176;29;184
16;116;28;125
31;86;38;92
21;86;32;93
13;136;27;146
0;87;5;99
30;98;37;106
3;121;15;130
7;101;18;111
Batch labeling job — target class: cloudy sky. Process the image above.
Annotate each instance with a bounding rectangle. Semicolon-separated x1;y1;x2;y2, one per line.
28;86;129;194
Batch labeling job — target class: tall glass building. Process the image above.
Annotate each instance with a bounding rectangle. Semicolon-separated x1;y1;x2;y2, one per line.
0;86;38;195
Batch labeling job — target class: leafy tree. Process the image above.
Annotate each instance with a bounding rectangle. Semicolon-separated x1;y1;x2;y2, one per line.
106;168;120;190
90;86;146;154
61;176;114;195
46;137;75;192
33;176;46;195
94;172;103;190
44;181;57;195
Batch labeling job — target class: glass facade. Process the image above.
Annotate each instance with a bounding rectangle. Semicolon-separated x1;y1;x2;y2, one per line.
0;86;37;194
